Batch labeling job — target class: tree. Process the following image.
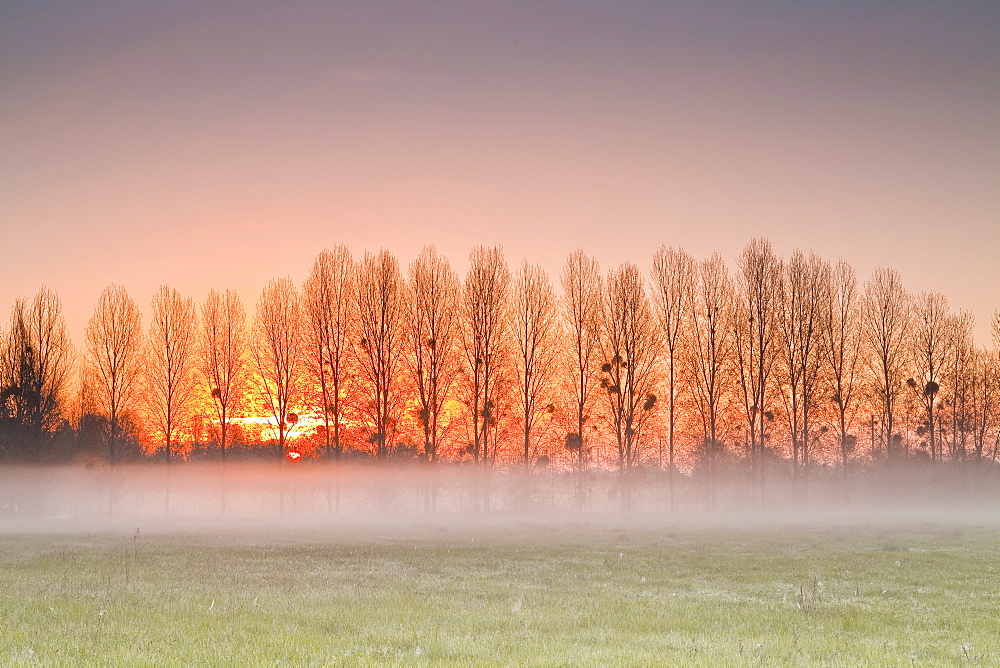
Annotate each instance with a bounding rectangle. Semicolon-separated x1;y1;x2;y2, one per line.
85;284;143;465
408;246;459;462
356;250;407;461
252;278;303;460
822;260;862;487
303;246;356;460
968;345;999;466
146;286;198;461
201;288;247;459
686;253;734;509
651;245;696;509
907;291;951;463
560;249;602;506
940;311;974;462
863;267;910;462
599;261;660;509
778;250;829;493
512;261;560;467
0;287;72;460
460;245;512;465
734;238;783;505
976;313;1000;465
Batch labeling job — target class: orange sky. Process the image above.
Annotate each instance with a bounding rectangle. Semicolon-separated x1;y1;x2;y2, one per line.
2;1;998;346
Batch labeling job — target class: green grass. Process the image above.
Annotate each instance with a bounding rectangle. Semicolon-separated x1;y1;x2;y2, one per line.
1;519;998;665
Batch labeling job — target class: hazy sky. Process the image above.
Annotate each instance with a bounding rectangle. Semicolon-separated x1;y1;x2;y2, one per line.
2;0;998;345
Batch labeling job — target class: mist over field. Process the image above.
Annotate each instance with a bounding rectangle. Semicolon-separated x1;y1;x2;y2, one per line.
4;461;1000;665
3;462;999;538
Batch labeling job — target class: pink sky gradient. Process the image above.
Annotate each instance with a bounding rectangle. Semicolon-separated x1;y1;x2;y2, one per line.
2;1;998;346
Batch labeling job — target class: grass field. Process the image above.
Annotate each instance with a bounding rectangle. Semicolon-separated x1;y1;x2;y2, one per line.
1;515;998;665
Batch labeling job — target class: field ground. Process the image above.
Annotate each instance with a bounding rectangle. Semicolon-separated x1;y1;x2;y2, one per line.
1;513;998;665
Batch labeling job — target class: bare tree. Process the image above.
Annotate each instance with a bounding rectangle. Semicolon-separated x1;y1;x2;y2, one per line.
201;288;247;459
968;345;999;466
651;245;696;509
600;261;660;509
146;286;198;461
686;253;734;509
734;238;783;505
303;247;356;460
560;249;602;506
408;246;459;462
863;267;911;462
356;250;407;461
512;261;560;467
252;278;303;460
940;311;974;462
779;250;830;493
0;286;73;460
907;291;951;464
981;313;1000;465
823;260;862;487
460;245;512;465
85;285;143;465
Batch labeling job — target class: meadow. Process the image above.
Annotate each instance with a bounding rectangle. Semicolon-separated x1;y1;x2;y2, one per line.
1;514;998;665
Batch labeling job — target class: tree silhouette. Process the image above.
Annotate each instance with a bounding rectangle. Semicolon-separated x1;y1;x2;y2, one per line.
600;261;659;510
460;245;512;465
822;260;862;491
0;287;72;461
85;284;143;465
686;254;735;509
560;249;602;508
408;246;459;463
356;250;406;461
304;246;356;460
252;278;303;460
779;250;829;495
651;245;696;509
513;260;560;468
734;238;783;506
146;285;198;461
908;291;951;464
863;267;910;462
201;288;247;459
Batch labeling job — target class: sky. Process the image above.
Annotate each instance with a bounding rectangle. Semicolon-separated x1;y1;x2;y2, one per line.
2;0;998;347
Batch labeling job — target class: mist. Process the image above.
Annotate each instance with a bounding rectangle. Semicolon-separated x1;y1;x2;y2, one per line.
3;462;999;538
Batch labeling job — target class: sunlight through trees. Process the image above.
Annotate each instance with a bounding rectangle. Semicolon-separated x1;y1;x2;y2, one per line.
3;240;1000;509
